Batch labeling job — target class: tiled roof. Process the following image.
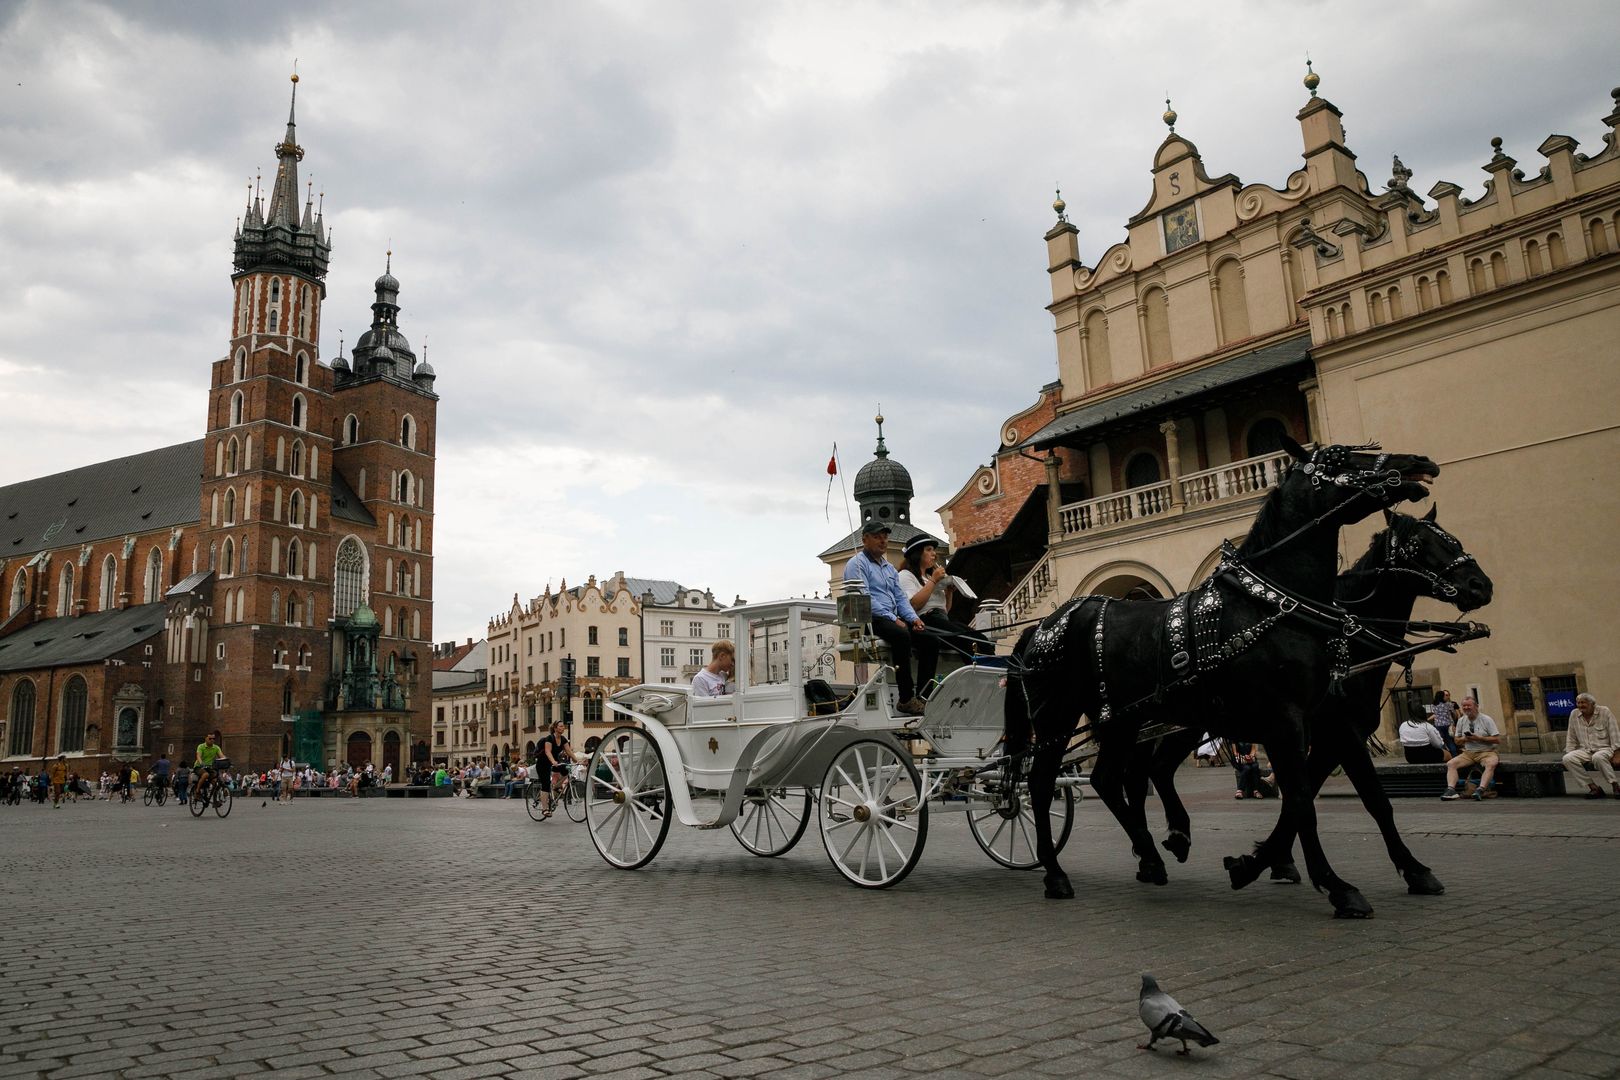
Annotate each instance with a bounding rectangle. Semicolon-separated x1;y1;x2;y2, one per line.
1;441;204;560
329;468;375;525
0;602;167;673
818;520;931;560
1022;332;1313;449
166;570;214;598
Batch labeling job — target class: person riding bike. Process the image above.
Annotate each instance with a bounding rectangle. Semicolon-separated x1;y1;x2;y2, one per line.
192;730;226;805
150;752;172;799
537;721;573;818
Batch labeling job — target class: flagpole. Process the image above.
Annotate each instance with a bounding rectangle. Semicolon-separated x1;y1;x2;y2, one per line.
837;445;853;531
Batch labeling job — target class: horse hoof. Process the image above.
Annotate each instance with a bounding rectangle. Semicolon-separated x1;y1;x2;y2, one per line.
1136;862;1169;886
1224;855;1262;891
1404;869;1445;896
1044;874;1075;900
1161;832;1191;864
1330;889;1374;919
1269;862;1302;884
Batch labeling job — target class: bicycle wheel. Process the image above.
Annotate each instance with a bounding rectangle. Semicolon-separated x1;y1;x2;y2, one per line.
524;783;547;822
189;786;207;817
213;785;233;818
143;787;154;806
155;785;168;807
563;780;587;823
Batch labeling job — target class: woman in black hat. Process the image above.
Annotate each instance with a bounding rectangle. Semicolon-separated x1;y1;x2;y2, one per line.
900;535;992;668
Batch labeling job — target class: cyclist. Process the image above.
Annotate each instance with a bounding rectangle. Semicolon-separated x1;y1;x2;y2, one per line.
538;721;573;818
192;730;225;806
150;752;171;801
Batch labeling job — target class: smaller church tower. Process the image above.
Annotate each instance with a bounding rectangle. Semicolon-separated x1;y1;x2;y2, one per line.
817;414;926;591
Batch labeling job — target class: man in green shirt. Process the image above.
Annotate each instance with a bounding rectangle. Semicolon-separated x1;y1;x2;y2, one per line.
193;731;225;801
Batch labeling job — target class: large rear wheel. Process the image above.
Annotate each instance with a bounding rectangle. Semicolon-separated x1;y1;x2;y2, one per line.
585;727;671;869
731;788;812;857
968;783;1074;870
818;740;927;888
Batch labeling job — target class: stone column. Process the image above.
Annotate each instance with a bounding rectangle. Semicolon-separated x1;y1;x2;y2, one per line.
1160;419;1185;508
1299;377;1327;443
1044;451;1064;539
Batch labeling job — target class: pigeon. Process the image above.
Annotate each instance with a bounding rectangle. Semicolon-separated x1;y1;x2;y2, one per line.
1138;973;1219;1055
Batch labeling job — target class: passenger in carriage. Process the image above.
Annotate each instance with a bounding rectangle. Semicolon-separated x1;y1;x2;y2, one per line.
843;520;935;717
692;640;736;696
899;534;992;659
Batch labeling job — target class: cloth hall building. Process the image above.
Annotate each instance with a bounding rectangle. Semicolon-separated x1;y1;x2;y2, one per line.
0;79;440;777
941;72;1619;749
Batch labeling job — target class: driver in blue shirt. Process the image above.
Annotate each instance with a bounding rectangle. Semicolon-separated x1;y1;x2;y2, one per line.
843;520;936;716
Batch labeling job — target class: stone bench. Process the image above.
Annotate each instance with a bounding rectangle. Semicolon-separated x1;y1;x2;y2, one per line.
1372;759;1583;798
383;784;452;798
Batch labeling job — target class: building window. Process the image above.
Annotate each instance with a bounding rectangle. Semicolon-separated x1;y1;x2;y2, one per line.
1507;678;1535;712
588;626;599;646
616;657;630;678
401;415;416;449
344;414;359;444
230;391;244;426
7;569;26;617
100;554;118;609
690;621;703;638
214;691;223;709
1123;452;1162;490
660;647;675;667
618;627;629;647
333;538;365;618
1542;674;1579;732
291;394;305;430
59;676;87;754
144;547;163;604
689;648;704;667
8;679;36;757
660;619;674;635
586;657;600;677
398;471;413;505
583;694;603;725
295;352;309;386
286;539;302;579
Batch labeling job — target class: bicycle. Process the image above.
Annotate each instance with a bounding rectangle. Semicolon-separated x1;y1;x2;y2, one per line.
525;773;585;823
189;761;234;819
143;779;170;807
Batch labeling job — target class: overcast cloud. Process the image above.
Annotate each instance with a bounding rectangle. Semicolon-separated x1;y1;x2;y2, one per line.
1;0;1615;642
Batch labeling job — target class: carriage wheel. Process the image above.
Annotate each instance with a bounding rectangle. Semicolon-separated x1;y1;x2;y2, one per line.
585;726;671;870
968;784;1074;870
730;788;812;857
818;740;928;889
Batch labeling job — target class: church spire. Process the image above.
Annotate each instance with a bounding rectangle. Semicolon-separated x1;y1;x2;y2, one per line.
265;72;305;227
233;73;330;280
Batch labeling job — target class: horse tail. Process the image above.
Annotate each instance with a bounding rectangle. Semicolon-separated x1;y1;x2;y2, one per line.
1003;624;1040;758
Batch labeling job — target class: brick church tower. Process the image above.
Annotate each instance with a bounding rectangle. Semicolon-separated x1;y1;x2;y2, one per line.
196;75;438;772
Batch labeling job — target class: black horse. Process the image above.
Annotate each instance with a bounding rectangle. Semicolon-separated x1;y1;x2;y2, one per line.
1142;507;1492;911
1004;437;1439;916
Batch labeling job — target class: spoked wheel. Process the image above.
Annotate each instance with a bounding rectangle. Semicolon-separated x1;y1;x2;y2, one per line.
189;787;208;817
213;785;233;818
563;781;587;823
142;787;154;807
968;784;1075;870
155;786;168;807
731;788;812;857
818;739;928;889
585;726;671;869
524;783;547;822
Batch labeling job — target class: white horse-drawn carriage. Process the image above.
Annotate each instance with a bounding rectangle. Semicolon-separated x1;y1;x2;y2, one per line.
586;595;1079;888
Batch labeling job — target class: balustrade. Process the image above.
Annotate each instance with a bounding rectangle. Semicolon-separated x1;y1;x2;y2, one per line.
1055;451;1290;539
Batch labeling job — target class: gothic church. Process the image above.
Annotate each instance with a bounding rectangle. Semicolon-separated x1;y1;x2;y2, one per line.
0;77;438;776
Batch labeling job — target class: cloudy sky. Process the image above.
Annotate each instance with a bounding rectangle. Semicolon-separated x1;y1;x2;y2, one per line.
1;0;1614;643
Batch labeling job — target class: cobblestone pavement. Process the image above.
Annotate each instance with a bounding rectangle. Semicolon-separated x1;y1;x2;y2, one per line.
3;767;1617;1080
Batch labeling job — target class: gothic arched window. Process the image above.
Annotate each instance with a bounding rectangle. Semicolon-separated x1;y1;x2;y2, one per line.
398;471;413;505
230;391;244;427
290;439;304;477
270;590;282;623
295;352;309;386
144;547;163;604
99;554;118;610
223;486;237;524
289;489;305;527
59;675;87;754
8;679;37;757
8;568;28;617
291;394;305;430
401;414;416;449
286;538;303;579
222;538;236;577
57;562;74;617
344;414;359;445
333;537;366;619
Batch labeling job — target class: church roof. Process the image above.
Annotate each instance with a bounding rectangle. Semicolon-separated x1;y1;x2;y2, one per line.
0;440;205;561
0;602;166;673
329;468;376;525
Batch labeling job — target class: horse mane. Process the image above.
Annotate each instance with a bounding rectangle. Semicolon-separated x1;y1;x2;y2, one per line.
1346;517;1400;575
1232;482;1289;559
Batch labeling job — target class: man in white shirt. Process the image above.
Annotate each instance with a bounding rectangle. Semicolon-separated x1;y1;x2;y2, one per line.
1562;693;1620;798
1441;698;1501;800
280;758;297;803
692;640;735;697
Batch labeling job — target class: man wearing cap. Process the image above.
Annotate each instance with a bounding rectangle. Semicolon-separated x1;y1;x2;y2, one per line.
843;521;936;716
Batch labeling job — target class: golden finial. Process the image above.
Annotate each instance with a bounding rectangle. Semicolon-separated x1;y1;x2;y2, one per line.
1162;96;1177;132
1304;56;1319;97
1053;186;1067;221
291;58;299;84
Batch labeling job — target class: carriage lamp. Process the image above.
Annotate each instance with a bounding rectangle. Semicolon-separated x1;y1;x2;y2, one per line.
836;583;872;637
